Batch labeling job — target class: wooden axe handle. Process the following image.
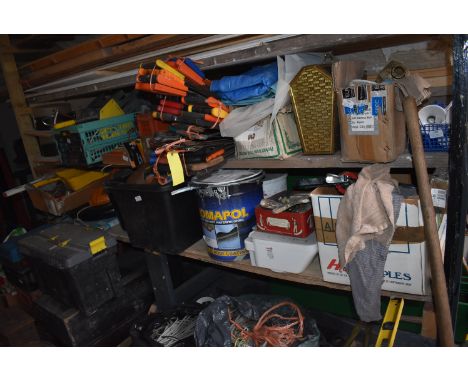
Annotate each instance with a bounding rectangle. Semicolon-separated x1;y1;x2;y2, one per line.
403;96;454;346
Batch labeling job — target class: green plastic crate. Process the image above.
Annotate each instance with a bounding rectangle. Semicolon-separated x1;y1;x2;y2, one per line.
55;113;137;166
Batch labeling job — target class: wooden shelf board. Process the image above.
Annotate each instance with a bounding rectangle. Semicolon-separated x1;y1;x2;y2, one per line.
23;129;55;137
224;152;448;169
31;155;61;164
149;238;432;303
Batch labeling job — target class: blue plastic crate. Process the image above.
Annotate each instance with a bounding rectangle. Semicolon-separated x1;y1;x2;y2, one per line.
420;123;450;152
55;113;138;166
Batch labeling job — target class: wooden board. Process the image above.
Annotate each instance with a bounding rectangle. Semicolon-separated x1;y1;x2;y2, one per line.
22;35;215;88
223;152;448;169
150;239;431;302
109;224;432;302
0;35;41;176
21;35;146;72
30;155;61;164
23;129;55;137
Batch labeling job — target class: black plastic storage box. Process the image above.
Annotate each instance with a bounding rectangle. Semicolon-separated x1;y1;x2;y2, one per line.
105;174;202;254
33;274;152;346
18;223;121;316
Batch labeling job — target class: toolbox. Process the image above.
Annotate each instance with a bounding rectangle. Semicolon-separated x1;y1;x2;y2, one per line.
255;203;314;238
18;223;121;316
32;274;152;346
245;230;319;274
105;173;202;254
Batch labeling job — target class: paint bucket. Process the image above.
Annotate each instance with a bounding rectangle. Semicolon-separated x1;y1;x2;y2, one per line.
191;169;264;262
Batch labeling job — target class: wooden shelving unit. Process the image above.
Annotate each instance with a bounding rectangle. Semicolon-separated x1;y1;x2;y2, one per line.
224;152;448;169
5;33;465;341
162;239;432;303
23;129;55;138
108;225;431;303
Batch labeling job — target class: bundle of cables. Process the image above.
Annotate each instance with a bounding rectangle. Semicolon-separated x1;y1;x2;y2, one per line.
228;301;304;347
150;315;196;347
133;307;201;347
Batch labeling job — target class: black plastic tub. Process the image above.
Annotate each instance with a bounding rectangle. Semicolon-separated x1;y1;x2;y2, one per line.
105;176;203;254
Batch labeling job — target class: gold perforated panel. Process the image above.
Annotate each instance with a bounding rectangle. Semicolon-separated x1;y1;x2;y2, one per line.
290;66;336;154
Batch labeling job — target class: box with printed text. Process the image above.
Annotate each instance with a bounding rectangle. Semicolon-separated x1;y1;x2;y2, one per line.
310;186;445;295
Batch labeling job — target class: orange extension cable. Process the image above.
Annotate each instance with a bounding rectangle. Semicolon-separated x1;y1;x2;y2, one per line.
229;301;304;347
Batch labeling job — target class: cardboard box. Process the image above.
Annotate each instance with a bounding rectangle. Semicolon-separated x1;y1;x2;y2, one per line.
26;175;108;216
332;61;406;163
234;108;302;160
310;186;432;295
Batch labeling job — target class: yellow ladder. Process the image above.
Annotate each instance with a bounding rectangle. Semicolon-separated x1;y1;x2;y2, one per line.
375;298;405;347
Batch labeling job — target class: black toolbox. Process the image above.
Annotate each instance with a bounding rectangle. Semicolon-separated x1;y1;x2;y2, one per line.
33;273;152;346
18;223;121;316
105;173;202;254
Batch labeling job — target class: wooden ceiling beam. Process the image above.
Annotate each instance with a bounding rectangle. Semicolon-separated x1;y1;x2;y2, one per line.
20;34;146;72
20;35;214;88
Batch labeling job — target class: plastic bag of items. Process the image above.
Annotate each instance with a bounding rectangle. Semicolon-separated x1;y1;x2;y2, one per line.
130;304;204;347
194;294;321;347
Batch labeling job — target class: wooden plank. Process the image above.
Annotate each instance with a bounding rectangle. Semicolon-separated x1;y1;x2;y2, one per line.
21;35;214;88
196;34;434;70
223;152;448;169
368;66;453;88
156;239;431;302
0;35;41;177
24;35;266;102
431;86;452;97
21;35;147;72
386;67;451;79
23;129;55;137
421;302;437;339
24;35;247;94
24;34;438;103
30;155;61;163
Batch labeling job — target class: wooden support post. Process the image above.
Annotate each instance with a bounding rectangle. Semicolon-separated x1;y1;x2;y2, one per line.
0;34;40;177
403;96;454;346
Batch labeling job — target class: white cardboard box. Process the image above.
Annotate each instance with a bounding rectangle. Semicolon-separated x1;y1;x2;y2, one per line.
234;109;302;160
310;186;437;295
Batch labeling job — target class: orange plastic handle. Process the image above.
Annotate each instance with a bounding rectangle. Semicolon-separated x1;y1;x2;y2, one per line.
206;149;224;162
156;73;188;91
135;82;187;97
176;59;205;86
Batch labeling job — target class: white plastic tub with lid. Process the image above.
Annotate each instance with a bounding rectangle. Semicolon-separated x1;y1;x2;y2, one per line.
244;230;318;273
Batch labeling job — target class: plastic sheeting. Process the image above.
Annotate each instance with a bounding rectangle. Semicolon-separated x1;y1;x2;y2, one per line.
219;98;275;138
271;53;327;123
194;294;321;347
210;62;278;105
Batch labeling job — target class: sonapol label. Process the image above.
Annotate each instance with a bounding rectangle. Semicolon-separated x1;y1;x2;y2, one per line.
199;207;249;223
